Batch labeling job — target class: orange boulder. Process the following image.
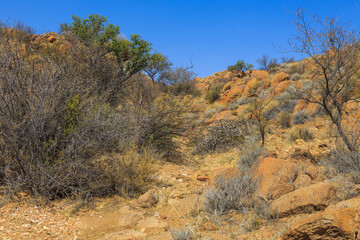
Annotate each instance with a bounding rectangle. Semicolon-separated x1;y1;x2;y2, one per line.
271;182;336;218
248;157;297;200
282;197;360;239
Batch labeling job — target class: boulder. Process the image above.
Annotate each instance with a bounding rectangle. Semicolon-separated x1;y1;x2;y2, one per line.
252;70;269;80
282;197;360;239
294;174;313;189
271;182;336;218
136;189;158;208
270;72;289;85
248;157;297;200
118;211;145;227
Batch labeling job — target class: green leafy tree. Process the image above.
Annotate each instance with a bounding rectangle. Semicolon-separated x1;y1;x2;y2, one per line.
61;14;152;79
227;60;253;75
144;53;172;82
108;34;152;79
60;14;119;46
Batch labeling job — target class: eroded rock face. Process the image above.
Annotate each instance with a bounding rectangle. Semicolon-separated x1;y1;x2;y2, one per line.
271;182;336;218
248;157;297;200
282;197;360;240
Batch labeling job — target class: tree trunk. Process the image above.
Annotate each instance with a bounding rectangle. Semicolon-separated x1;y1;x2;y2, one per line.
260;126;265;147
335;121;355;152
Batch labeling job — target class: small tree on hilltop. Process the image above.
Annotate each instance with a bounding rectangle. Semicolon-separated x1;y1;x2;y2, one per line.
246;88;276;146
257;54;278;72
61;14;153;104
227;60;253;75
289;9;360;152
60;14;119;46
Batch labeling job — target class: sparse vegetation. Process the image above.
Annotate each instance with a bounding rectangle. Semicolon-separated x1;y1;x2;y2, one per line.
3;7;360;240
205;86;221;103
170;227;195;240
203;174;255;215
290;9;360;152
257;55;279;73
237;136;262;172
190;120;247;154
292;109;310;125
227;60;253;75
278;112;292;128
0;17;197;199
289;127;313;142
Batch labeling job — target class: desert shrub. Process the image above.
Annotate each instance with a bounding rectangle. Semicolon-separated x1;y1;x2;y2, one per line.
280;62;305;75
204;78;232;103
96;150;155;198
236;97;249;105
121;74;199;162
132;97;197;162
203;174;255;215
275;89;298;113
292;109;310;125
204;103;226;118
170;79;201;97
323;139;360;184
159;67;200;97
289;127;313;142
190;120;247;154
278;112;292;128
0;25;153;199
290;73;302;81
229;97;249;111
205;88;221;103
237;135;262;172
229;102;239;111
170;227;195;240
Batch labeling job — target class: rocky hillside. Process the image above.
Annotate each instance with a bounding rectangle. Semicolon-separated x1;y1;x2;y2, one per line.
1;29;360;240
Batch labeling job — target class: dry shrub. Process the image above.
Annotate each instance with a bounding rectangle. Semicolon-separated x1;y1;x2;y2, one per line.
280;62;305;75
278;112;292;128
170;227;195;240
324;150;360;184
205;78;232;103
0;25;151;199
237;135;262;172
190;119;248;154
203;174;255;215
289;127;313;142
292;109;310;125
125;76;199;162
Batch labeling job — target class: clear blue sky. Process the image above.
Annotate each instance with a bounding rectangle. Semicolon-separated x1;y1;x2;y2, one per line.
1;0;360;77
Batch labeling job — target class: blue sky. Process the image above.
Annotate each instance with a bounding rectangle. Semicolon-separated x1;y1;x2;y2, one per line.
1;0;360;77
